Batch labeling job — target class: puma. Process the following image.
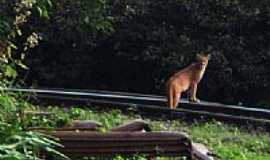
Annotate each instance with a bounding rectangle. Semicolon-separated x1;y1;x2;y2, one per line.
166;53;211;109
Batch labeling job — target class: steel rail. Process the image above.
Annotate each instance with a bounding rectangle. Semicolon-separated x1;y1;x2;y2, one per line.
6;87;270;112
5;88;270;125
5;88;166;101
35;94;270;125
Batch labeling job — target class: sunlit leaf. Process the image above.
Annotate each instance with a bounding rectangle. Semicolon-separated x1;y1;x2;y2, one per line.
36;6;43;17
16;60;28;70
47;0;53;8
4;65;17;78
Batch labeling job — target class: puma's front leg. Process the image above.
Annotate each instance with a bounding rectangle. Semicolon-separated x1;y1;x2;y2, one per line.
189;83;200;103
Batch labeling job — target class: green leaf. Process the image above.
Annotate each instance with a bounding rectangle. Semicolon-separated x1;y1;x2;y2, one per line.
4;66;17;78
36;6;43;17
16;29;22;36
47;0;53;8
42;9;49;19
16;60;28;70
45;147;70;160
41;4;49;18
9;43;17;49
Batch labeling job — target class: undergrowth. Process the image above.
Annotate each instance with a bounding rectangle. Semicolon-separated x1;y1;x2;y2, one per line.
0;91;69;160
24;105;270;160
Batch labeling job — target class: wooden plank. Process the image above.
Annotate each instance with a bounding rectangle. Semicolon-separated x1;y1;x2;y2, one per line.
60;141;185;148
49;131;189;141
61;146;189;155
44;131;192;158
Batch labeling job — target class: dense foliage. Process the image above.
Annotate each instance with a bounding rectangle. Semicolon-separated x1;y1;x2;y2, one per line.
20;0;270;106
0;1;69;159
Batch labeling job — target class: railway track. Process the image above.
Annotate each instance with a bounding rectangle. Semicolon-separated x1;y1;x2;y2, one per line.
5;88;270;126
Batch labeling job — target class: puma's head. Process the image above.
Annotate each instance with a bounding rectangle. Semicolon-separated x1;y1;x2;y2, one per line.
196;52;211;69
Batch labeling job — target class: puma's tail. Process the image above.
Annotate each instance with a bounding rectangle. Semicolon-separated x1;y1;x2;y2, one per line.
166;86;174;109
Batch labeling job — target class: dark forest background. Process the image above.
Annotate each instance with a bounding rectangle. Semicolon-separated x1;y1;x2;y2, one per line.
15;0;270;106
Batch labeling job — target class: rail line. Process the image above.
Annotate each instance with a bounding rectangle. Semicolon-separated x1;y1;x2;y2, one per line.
5;88;270;126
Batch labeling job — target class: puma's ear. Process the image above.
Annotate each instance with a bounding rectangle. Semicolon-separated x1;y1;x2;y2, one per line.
206;53;211;60
196;53;204;60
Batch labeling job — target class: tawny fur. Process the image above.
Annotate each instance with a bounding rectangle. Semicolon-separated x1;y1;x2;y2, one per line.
166;54;210;109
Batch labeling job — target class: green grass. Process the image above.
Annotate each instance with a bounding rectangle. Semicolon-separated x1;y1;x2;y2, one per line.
185;122;270;160
25;105;270;160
